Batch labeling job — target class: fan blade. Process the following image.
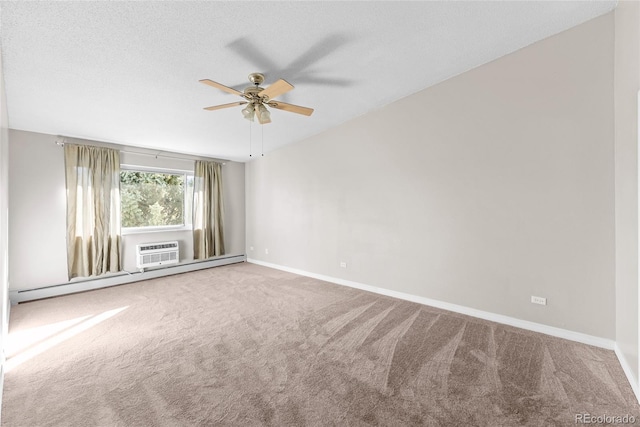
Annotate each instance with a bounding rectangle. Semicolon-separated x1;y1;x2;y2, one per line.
268;101;314;116
199;79;244;96
258;79;294;100
203;101;247;111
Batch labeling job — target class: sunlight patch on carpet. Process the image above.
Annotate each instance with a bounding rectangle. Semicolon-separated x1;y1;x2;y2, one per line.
6;306;128;372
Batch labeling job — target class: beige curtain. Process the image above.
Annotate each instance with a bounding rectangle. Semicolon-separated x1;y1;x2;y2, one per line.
193;161;225;259
64;144;121;279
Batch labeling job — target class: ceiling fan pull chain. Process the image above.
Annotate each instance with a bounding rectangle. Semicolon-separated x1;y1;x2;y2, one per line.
261;124;264;157
249;119;252;157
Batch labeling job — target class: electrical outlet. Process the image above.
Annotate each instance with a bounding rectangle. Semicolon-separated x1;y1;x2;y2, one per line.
340;262;347;268
265;248;269;255
531;296;547;305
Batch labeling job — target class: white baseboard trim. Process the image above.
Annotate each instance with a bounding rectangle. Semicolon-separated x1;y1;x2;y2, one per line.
0;298;6;424
614;344;640;404
248;259;615;350
10;254;247;303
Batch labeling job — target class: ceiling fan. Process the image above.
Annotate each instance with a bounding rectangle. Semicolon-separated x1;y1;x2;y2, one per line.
200;73;314;124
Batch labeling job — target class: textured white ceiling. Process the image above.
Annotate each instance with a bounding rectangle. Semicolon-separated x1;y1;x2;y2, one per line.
0;1;616;161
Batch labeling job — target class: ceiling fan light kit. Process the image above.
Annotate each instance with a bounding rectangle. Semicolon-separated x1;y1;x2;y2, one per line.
256;104;271;124
241;103;255;121
200;73;314;124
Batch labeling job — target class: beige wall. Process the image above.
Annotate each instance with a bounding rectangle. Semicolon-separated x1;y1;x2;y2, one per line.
8;129;245;290
9;131;67;288
0;29;10;396
246;14;616;339
614;0;640;388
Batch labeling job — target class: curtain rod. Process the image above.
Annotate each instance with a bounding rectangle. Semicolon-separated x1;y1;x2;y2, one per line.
119;150;227;165
54;135;229;164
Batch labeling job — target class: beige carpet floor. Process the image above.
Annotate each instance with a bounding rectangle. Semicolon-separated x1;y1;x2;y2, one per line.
2;262;638;426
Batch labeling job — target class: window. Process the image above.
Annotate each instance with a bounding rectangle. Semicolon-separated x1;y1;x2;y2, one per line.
120;169;194;231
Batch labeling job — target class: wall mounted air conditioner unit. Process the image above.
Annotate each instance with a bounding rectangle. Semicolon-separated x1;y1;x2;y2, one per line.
136;241;179;270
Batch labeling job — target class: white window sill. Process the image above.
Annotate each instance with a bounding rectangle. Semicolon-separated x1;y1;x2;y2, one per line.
121;226;192;236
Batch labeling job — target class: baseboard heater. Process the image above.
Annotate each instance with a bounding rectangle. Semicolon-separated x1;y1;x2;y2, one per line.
9;254;246;304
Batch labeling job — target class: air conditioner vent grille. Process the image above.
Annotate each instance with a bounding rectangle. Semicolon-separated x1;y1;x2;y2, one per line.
136;241;179;270
139;242;178;252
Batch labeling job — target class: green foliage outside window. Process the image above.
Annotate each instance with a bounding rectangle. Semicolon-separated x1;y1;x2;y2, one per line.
121;171;190;228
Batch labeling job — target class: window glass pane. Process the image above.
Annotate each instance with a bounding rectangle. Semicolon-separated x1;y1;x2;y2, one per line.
121;171;186;228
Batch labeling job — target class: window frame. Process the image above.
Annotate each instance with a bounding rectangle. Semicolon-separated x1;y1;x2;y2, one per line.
120;164;194;235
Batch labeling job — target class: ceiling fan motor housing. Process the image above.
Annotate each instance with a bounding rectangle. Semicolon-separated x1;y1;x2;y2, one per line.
244;85;269;103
